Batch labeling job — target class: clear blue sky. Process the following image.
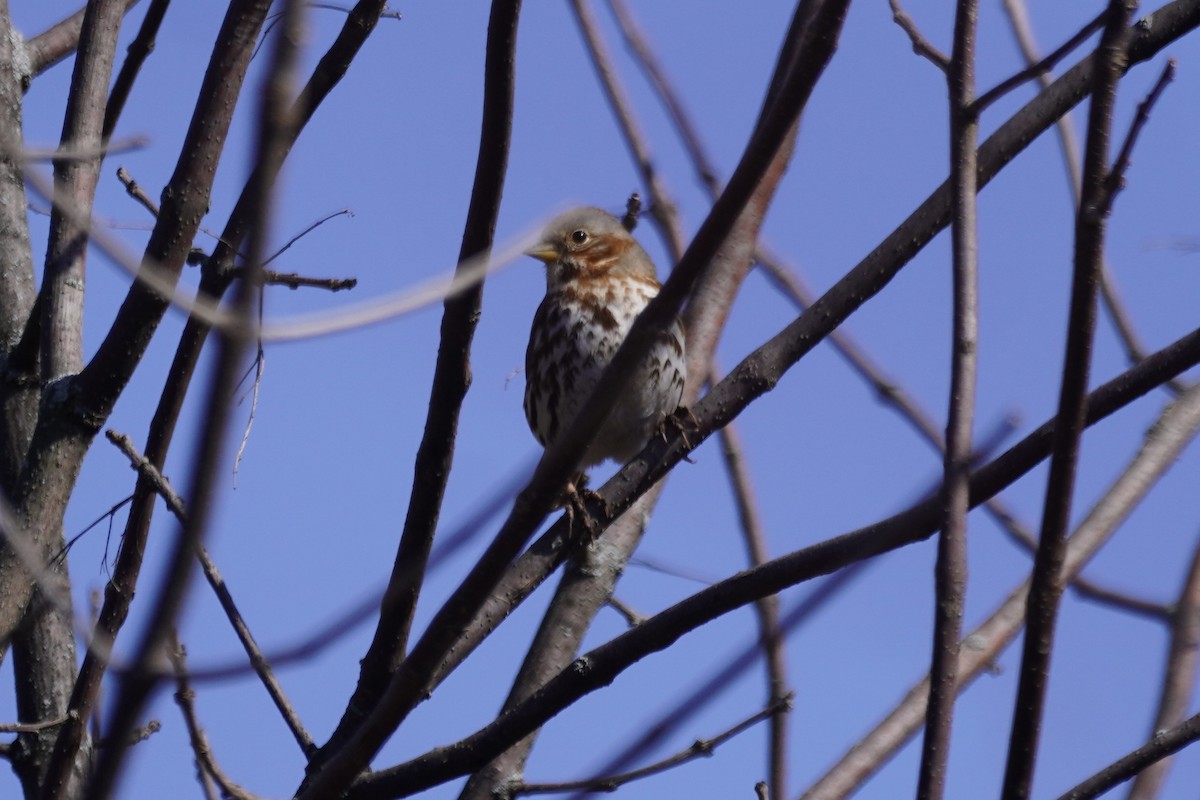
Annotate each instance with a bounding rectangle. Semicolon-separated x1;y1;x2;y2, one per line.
4;2;1200;798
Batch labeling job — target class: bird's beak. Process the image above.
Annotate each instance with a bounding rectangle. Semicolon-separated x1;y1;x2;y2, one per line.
525;242;559;264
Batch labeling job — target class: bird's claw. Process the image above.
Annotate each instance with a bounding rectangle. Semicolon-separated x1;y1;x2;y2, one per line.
559;474;606;543
659;405;700;463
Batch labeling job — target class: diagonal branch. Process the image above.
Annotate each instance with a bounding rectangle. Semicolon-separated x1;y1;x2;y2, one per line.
321;8;1200;788
805;381;1200;800
354;347;1200;800
104;429;316;756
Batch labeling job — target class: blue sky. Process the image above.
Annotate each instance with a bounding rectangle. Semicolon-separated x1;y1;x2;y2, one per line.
4;2;1200;798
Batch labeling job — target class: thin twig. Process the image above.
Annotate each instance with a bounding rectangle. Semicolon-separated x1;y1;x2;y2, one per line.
1126;531;1200;798
1056;711;1200;799
606;596;646;627
715;365;791;799
569;0;685;261
1101;58;1176;212
0;714;76;734
1000;0;1187;393
103;0;172;138
973;10;1107;113
888;0;950;71
512;696;793;796
167;632;263;800
115;165;160;216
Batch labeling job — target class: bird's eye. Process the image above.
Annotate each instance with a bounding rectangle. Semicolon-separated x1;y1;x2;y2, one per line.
570;229;588;245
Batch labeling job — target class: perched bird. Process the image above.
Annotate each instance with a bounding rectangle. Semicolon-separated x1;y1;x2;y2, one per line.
524;206;686;470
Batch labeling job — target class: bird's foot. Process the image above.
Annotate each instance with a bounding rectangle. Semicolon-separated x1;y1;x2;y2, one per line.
659;405;700;463
560;473;606;543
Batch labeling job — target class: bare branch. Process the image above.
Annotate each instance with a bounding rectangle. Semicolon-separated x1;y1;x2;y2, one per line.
1002;6;1145;795
23;0;140;79
1056;712;1200;800
1127;531;1200;798
353;334;1200;799
1101;58;1176;213
167;633;263;800
103;0;172;139
888;0;950;71
512;696;792;797
973;10;1107;113
1002;0;1186;393
569;0;685;261
917;0;979;795
83;2;305;795
306;0;523;781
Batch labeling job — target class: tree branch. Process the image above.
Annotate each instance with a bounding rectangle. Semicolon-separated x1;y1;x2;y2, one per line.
1002;5;1139;795
804;382;1200;800
307;0;523;779
354;361;1200;800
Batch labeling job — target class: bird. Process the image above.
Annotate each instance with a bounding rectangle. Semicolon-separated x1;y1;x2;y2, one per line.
523;206;687;472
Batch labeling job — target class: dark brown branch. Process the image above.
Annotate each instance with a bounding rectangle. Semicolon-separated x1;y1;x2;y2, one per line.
1056;712;1200;800
1101;58;1175;213
1126;532;1200;798
257;270;358;291
511;696;792;797
305;0;522;782
805;386;1200;800
888;0;950;71
335;8;1200;793
300;2;853;794
102;0;172;139
917;0;978;795
358;375;1200;800
1001;0;1187;395
1001;5;1139;795
973;10;1107;114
